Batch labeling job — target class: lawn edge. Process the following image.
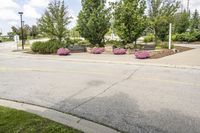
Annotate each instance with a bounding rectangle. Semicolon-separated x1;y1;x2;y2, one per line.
0;98;119;133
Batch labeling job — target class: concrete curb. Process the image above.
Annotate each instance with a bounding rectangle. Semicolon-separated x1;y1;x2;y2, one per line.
0;98;119;133
24;55;200;70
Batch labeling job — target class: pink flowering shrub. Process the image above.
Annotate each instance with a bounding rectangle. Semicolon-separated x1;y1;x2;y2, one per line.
57;48;70;56
135;51;150;59
91;47;105;54
113;48;126;55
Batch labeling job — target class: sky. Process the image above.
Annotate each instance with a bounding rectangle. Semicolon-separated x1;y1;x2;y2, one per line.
0;0;199;35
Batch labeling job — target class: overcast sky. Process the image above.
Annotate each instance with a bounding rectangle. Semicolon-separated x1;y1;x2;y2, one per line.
0;0;199;35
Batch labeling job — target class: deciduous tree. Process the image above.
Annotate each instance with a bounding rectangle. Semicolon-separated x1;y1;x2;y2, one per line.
38;0;71;43
77;0;111;47
148;0;180;44
112;0;147;46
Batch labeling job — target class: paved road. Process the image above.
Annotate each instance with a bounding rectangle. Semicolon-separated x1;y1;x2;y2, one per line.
0;43;200;133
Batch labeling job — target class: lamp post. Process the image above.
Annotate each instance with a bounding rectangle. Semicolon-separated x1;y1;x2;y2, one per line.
18;12;24;50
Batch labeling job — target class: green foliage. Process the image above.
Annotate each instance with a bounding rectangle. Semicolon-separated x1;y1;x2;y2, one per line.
69;26;80;38
11;25;31;40
148;0;180;44
112;0;147;45
172;34;177;41
10;24;40;39
174;10;190;34
77;0;111;46
70;38;83;44
173;31;200;42
77;40;90;45
144;34;154;43
0;106;82;133
190;9;200;31
106;40;124;48
38;0;71;42
0;37;13;42
30;25;39;39
31;40;66;54
156;43;174;49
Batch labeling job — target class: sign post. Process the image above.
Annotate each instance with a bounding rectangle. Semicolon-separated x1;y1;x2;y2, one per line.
169;23;172;49
14;35;19;50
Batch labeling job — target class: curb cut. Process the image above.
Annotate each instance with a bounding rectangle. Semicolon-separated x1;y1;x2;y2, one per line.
0;99;119;133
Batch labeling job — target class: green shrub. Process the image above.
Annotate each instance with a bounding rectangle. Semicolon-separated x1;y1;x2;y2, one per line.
0;37;13;42
31;40;65;54
31;41;41;52
174;32;200;42
191;31;200;41
144;34;154;43
106;40;125;48
157;42;174;49
72;38;83;44
172;34;177;41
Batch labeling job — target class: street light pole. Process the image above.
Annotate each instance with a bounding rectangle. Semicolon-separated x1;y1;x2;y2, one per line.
18;12;24;50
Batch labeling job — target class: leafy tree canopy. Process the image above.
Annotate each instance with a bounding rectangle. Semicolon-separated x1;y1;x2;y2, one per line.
77;0;111;47
112;0;147;45
190;9;200;31
38;0;71;43
174;10;190;34
148;0;180;43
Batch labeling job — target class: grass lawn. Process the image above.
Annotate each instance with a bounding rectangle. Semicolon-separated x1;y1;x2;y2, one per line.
0;106;83;133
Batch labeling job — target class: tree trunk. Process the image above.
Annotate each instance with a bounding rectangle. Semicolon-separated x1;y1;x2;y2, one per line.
134;40;137;49
154;29;158;46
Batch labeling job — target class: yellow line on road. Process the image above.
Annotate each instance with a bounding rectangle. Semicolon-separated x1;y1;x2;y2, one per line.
1;66;199;87
0;66;114;76
130;77;200;87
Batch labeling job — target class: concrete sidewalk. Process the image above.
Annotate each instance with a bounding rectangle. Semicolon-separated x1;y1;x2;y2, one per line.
148;48;200;66
1;42;200;68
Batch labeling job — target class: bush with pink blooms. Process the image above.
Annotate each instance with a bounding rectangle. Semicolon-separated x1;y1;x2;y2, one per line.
57;48;70;56
135;51;150;59
113;48;126;55
91;47;105;54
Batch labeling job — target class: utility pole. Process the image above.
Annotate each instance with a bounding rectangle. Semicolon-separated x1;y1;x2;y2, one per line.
18;12;24;50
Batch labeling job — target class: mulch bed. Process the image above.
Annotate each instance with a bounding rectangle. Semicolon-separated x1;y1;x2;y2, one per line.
149;46;194;59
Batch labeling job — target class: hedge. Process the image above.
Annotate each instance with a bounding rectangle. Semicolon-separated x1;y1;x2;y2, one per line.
173;31;200;42
31;40;64;54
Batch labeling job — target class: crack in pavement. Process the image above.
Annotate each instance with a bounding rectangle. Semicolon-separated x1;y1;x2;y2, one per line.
68;87;90;99
68;67;141;113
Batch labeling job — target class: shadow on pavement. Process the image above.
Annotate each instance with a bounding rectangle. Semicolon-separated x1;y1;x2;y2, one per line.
52;92;200;133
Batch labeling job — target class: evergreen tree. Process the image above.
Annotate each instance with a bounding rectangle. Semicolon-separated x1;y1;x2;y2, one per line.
190;9;200;31
174;10;190;33
77;0;111;47
38;0;71;43
112;0;147;46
